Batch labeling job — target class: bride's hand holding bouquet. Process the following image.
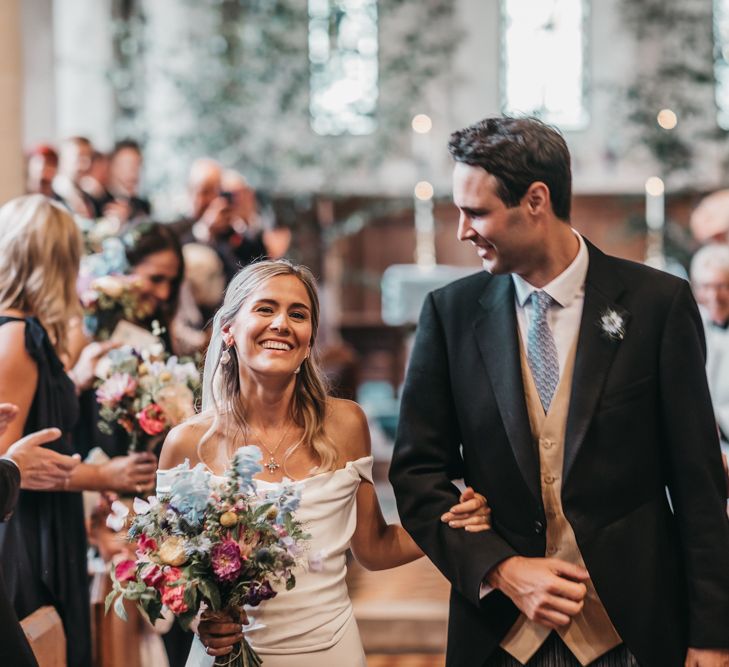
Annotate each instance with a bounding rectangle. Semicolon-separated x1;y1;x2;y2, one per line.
106;445;309;667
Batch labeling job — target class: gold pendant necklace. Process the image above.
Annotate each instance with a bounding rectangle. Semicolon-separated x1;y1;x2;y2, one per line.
253;422;293;474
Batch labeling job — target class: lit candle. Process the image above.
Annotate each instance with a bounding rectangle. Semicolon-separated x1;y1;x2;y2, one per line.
645;176;665;231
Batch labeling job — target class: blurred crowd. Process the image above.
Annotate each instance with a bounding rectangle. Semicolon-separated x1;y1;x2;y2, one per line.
26;136;293;354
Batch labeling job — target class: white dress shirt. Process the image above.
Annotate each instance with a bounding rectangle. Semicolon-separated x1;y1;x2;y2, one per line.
480;231;588;598
512;232;589;377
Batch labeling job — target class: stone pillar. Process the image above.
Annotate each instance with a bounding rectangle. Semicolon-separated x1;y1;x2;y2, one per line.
53;0;114;148
21;0;56;148
0;0;24;205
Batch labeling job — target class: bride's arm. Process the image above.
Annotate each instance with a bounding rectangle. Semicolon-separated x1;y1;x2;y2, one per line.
344;401;489;571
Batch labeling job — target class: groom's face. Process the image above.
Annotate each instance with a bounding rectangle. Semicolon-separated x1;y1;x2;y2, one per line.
453;162;535;275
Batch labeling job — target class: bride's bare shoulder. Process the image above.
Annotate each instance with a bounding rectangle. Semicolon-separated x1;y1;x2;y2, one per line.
159;411;215;468
325;398;371;461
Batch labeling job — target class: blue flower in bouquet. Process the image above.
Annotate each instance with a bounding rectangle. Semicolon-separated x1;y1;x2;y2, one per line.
262;484;302;523
232;446;263;491
82;236;130;278
168;463;211;527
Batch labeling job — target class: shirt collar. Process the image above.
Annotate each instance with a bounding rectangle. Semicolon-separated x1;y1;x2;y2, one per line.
512;231;589;308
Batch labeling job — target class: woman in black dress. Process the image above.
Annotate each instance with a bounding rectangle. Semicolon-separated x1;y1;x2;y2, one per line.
0;195;155;667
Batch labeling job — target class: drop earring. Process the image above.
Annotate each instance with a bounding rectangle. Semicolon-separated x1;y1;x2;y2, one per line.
221;345;232;365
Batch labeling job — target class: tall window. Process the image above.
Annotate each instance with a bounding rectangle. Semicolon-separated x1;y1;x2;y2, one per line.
501;0;589;129
308;0;379;136
715;0;729;129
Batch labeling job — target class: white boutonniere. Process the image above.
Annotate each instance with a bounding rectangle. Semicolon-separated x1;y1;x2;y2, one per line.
598;307;626;341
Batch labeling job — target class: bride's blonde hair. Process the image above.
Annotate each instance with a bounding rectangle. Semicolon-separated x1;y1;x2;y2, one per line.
200;259;336;471
0;195;83;356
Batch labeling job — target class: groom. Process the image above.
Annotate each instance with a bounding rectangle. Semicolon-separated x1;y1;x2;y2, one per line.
389;117;729;667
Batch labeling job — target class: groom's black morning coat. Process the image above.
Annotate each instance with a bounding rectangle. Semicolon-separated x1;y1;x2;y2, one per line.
390;240;729;667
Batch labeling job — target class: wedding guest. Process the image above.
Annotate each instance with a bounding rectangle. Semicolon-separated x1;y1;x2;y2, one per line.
25;144;59;199
159;259;490;666
690;189;729;245
221;169;267;270
54;136;96;218
0;404;80;667
81;150;113;216
72;221;186;458
103;139;152;224
0;195;156;667
691;243;729;456
123;221;186;347
170;159;256;283
170;157;228;242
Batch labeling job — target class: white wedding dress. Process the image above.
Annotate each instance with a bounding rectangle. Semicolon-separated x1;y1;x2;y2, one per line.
178;456;373;667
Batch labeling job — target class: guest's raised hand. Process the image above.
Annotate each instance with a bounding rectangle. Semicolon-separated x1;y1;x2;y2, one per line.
5;427;81;490
101;451;157;495
440;486;492;532
69;340;120;392
0;403;18;436
198;607;249;658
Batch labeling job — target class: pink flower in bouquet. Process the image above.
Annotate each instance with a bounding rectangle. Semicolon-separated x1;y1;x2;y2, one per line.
164;566;183;584
115;559;137;583
140;563;165;589
161;584;188;614
211;540;243;582
136;403;168;436
97;373;137;407
154;384;195;426
137;533;157;554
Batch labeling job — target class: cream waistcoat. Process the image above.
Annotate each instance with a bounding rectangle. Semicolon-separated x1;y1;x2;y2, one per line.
499;338;621;665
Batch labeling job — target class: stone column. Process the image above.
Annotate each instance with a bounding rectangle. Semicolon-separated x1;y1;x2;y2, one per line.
0;0;24;205
53;0;114;148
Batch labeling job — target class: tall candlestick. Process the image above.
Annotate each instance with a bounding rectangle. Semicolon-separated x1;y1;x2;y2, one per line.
645;176;665;231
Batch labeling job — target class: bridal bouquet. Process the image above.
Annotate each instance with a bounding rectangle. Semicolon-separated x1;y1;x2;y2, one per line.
106;446;308;667
95;345;201;452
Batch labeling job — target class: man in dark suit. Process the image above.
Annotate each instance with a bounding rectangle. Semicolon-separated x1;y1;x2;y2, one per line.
0;404;79;667
390;117;729;667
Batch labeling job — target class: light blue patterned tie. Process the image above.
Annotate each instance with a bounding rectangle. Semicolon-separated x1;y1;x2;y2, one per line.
527;290;559;411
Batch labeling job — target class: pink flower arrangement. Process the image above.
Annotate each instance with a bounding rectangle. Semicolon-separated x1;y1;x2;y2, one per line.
95;346;200;453
97;373;137;408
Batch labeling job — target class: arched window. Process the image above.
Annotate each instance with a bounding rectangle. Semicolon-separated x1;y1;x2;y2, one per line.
715;0;729;129
501;0;589;129
309;0;379;136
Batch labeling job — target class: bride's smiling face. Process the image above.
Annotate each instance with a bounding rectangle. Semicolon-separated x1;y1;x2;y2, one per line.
225;274;313;377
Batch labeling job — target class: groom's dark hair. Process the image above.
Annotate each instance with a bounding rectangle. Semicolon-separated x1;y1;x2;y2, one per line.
448;117;572;222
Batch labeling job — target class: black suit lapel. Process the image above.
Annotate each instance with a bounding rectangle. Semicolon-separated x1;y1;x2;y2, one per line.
473;275;541;503
564;241;628;483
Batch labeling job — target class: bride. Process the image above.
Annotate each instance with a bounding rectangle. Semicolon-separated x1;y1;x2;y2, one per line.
159;259;490;666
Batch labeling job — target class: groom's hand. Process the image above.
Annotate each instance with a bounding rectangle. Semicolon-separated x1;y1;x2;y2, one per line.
486;556;589;629
685;648;729;666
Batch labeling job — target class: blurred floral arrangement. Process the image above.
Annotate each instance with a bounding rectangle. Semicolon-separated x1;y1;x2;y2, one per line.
95;345;201;453
106;446;309;667
78;237;156;340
